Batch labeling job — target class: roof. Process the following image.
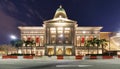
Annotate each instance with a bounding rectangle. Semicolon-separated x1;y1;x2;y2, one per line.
44;5;77;23
76;26;103;30
18;26;44;30
54;5;68;18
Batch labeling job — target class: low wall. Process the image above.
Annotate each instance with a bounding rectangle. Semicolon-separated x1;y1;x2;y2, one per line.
75;55;84;60
84;56;114;59
118;55;120;58
1;55;120;60
2;55;33;59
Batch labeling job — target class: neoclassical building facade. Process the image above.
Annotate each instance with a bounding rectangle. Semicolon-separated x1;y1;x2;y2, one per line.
18;6;112;56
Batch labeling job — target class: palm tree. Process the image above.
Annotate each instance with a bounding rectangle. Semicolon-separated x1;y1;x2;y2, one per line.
91;38;97;47
88;38;101;54
24;40;30;54
100;39;108;54
24;40;35;55
95;38;108;54
91;38;104;54
14;39;23;54
89;38;97;54
85;40;91;55
29;40;35;55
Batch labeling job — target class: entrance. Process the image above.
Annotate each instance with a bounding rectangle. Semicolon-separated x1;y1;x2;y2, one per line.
65;48;72;55
56;47;63;55
46;46;73;56
47;48;54;55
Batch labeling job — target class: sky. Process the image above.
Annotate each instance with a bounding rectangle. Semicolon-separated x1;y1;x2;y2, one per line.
0;0;120;44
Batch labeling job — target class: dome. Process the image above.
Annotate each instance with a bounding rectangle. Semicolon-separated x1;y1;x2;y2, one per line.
54;5;68;18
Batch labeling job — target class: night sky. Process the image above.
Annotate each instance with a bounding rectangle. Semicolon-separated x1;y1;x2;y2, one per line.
0;0;120;44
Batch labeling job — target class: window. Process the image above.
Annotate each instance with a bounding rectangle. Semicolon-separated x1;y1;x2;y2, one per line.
51;30;56;34
50;28;56;31
81;36;85;46
76;36;81;46
51;35;56;44
57;27;63;30
58;31;63;33
65;28;70;30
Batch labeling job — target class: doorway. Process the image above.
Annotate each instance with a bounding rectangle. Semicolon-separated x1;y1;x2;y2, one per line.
47;48;54;55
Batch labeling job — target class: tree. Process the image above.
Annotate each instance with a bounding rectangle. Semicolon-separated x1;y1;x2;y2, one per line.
24;40;35;54
100;39;108;54
86;38;101;54
85;38;108;55
85;40;91;55
24;40;30;54
14;39;23;53
88;38;97;54
94;38;108;54
29;40;35;54
95;38;101;54
10;40;16;46
91;38;97;47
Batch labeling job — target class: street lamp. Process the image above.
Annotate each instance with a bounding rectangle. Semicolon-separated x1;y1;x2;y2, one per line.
10;35;17;46
10;35;17;40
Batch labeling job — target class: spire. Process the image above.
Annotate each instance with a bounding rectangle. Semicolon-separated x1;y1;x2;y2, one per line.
54;5;68;18
59;5;62;8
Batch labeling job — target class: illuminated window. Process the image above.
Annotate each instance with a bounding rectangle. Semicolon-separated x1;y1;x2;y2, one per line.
81;36;85;46
93;31;99;34
51;35;56;44
77;36;81;46
89;35;93;40
86;36;89;40
51;30;56;34
57;27;63;30
51;35;56;37
94;35;98;38
82;31;86;34
50;28;56;30
40;36;44;46
64;30;69;33
65;28;70;30
58;31;63;33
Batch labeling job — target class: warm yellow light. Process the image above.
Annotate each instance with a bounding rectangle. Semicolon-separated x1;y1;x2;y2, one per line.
18;49;22;54
65;28;70;30
58;27;63;30
82;31;86;34
116;33;120;36
50;28;56;30
117;52;120;55
58;31;63;33
54;23;67;26
51;30;56;33
64;30;69;33
59;34;63;37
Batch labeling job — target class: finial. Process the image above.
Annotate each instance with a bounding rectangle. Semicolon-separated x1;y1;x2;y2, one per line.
59;5;62;8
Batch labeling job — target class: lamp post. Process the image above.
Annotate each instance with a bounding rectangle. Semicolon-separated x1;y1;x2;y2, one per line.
10;35;17;48
10;35;17;46
10;35;17;40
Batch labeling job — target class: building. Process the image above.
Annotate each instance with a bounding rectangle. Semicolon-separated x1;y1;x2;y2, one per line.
18;6;119;56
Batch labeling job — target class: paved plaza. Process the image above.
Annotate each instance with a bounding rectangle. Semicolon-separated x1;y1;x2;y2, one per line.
0;59;120;69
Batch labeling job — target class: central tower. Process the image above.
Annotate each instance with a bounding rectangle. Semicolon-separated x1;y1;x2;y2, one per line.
43;5;77;56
